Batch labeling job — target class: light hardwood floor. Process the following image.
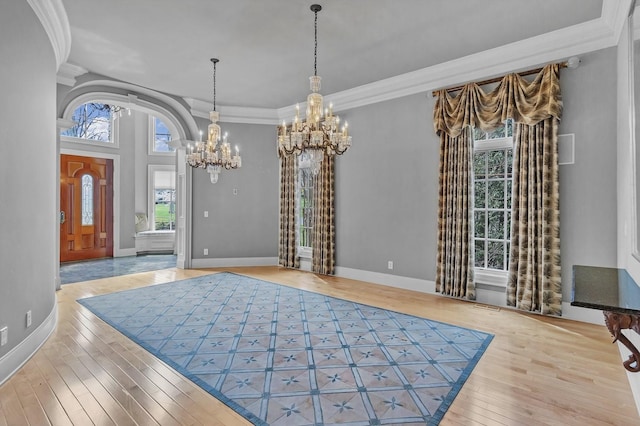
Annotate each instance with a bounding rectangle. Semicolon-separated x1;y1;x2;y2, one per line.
1;266;638;425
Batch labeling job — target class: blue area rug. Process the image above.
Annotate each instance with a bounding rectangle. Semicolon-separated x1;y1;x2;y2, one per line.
61;254;177;284
77;272;493;425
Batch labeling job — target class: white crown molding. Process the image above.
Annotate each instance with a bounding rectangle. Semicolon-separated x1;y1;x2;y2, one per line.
184;98;278;125
275;0;632;117
57;62;88;86
26;0;71;70
180;0;633;122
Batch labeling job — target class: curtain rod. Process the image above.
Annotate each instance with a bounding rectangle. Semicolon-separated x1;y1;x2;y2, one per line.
431;57;579;96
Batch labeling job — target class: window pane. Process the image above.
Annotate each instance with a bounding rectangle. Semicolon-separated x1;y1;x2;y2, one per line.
475;240;485;268
473;125;513;273
487;150;505;177
81;174;93;225
506;149;514;178
487;211;505;239
487;241;505;270
153;170;175;230
473;127;486;141
154;117;175;152
488;124;505;139
474;151;486;179
474;211;485;238
62;103;112;142
298;160;314;249
474;180;486;209
487;180;505;209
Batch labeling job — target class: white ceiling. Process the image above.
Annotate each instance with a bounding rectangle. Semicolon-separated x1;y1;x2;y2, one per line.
60;0;604;110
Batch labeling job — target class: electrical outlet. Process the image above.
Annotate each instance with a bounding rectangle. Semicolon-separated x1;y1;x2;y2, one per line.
204;248;209;256
26;310;32;328
388;261;394;270
204;211;209;218
0;327;7;346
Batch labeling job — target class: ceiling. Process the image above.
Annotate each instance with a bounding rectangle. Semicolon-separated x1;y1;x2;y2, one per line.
60;0;604;110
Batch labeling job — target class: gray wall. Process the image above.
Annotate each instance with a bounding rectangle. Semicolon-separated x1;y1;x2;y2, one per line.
335;93;439;280
334;47;618;304
118;113;137;249
558;46;618;300
0;1;57;356
191;122;279;259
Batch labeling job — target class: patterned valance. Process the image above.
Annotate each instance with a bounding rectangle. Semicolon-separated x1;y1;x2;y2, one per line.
433;63;562;137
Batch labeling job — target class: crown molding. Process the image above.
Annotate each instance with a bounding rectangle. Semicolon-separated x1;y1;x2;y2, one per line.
271;0;629;120
184;98;279;125
325;0;629;113
174;0;632;123
57;62;88;86
27;0;71;70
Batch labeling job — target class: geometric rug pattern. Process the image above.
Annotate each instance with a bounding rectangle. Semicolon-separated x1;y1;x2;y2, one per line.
77;272;493;425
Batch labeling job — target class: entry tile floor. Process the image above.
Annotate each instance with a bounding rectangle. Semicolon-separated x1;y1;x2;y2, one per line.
60;254;177;284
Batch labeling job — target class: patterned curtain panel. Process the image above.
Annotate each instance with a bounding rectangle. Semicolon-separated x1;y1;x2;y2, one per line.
433;64;563;312
278;153;299;269
436;129;475;299
507;119;562;315
312;154;336;275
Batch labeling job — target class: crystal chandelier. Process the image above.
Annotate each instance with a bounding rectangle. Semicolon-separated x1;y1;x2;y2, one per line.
277;4;352;172
187;58;241;184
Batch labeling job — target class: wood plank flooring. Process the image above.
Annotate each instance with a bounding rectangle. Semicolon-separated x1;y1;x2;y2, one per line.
1;266;638;425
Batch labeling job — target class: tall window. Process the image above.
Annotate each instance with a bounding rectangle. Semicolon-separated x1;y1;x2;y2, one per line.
150;116;175;154
297;152;315;257
473;120;513;281
149;166;176;231
61;102;117;143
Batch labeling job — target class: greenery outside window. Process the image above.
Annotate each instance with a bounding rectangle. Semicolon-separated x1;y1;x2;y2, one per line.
473;119;513;286
148;165;176;231
61;102;118;145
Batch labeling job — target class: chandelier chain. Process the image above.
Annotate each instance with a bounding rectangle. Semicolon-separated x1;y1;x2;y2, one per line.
212;60;217;111
314;8;318;76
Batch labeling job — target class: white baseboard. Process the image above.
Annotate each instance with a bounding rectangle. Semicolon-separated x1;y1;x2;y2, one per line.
334;267;436;294
115;248;137;257
0;304;58;387
191;257;278;268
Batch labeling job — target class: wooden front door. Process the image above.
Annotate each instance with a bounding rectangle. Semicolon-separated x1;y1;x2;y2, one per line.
60;154;113;262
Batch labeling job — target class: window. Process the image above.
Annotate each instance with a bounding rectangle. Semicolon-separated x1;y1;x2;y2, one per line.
150;116;175;154
81;174;93;225
148;166;176;231
61;102;118;144
297;152;315;257
473;120;513;284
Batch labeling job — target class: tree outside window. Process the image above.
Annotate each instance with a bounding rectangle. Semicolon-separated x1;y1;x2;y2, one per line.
473;120;513;273
152;117;175;153
62;103;115;142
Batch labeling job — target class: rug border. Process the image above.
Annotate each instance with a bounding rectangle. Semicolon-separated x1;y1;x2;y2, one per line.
76;271;493;425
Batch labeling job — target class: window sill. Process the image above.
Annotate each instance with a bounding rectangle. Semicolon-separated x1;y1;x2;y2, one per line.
475;268;508;288
297;247;312;260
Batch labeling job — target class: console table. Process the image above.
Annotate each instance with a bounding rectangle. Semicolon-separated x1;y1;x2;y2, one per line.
571;265;640;372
